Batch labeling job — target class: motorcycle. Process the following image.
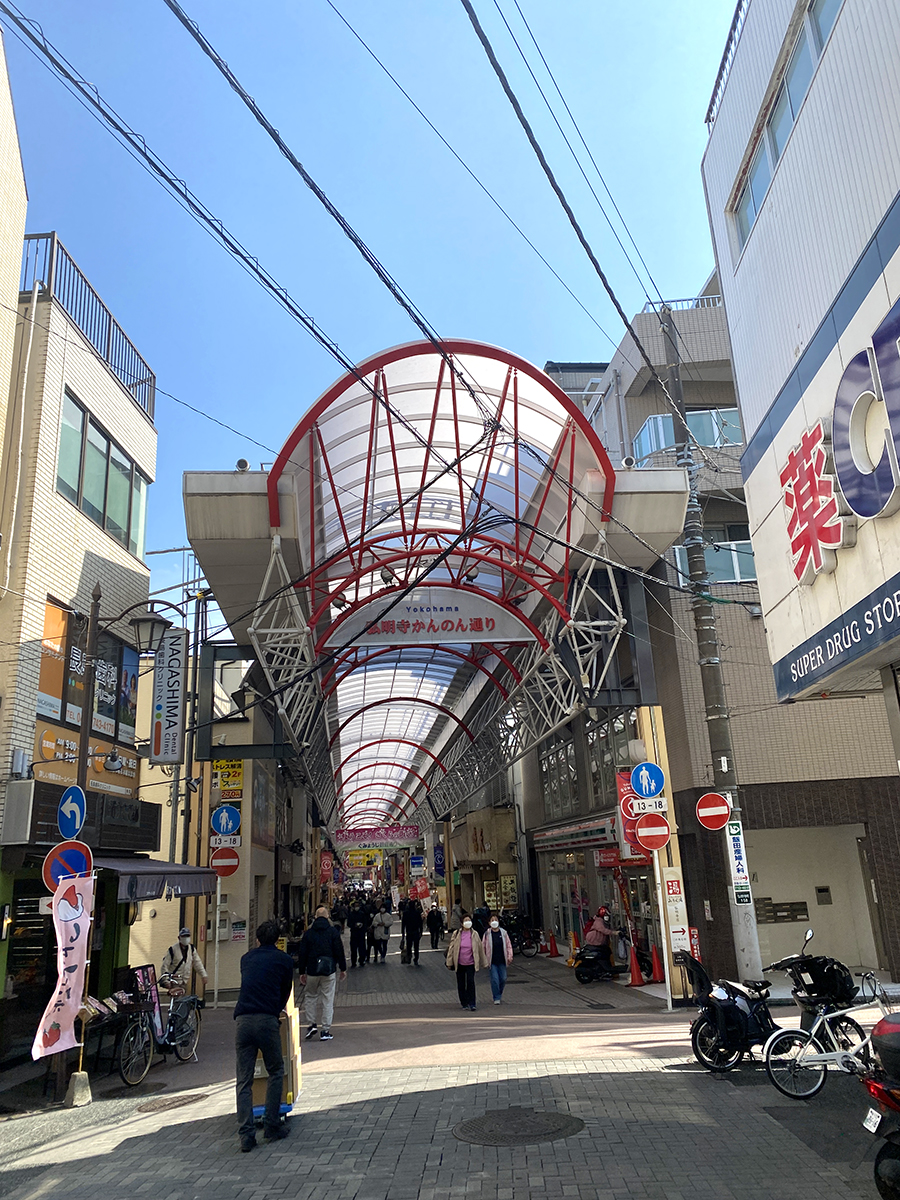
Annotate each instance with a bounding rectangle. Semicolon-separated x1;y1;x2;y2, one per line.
860;1010;900;1197
674;948;780;1071
573;941;626;983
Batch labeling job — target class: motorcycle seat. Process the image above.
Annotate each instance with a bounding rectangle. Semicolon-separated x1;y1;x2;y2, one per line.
721;980;768;1002
743;979;772;991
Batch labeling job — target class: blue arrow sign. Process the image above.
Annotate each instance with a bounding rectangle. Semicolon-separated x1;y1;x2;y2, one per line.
631;761;665;799
57;785;87;839
211;804;241;836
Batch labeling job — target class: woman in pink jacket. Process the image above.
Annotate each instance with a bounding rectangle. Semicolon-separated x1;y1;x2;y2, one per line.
482;913;514;1004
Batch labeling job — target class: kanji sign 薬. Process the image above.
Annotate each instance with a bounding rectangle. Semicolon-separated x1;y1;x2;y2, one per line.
779;421;849;585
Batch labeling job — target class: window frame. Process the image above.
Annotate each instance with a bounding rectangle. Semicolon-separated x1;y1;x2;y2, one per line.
56;388;150;558
731;0;843;251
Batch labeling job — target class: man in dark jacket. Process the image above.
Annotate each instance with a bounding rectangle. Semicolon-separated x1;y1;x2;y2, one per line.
426;903;444;949
297;907;346;1040
347;900;370;968
401;898;424;965
234;919;295;1152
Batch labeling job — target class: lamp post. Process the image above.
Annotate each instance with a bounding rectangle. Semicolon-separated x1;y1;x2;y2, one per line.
63;584;185;1108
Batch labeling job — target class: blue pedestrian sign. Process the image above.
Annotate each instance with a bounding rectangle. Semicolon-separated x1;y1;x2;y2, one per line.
631;761;665;799
211;804;241;836
57;785;86;839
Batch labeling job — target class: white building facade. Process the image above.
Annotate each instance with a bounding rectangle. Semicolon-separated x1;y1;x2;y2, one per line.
702;0;900;972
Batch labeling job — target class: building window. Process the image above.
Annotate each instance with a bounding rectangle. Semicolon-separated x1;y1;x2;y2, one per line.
540;728;578;823
674;526;756;583
632;407;742;464
56;390;149;557
732;0;842;249
586;709;637;811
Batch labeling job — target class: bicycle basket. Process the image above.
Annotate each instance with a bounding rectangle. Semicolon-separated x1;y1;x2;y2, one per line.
792;956;858;1007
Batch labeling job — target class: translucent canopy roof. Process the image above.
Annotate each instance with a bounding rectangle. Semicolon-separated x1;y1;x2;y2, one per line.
268;340;615;829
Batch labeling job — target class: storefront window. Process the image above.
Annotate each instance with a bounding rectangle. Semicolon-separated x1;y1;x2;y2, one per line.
587;708;637;810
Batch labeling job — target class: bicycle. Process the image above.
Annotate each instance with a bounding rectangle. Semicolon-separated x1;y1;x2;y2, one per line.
501;913;540;958
763;970;896;1099
118;971;203;1086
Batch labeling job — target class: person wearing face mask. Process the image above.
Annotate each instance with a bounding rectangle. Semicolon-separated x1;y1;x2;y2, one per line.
482;913;514;1004
162;927;208;991
445;912;488;1010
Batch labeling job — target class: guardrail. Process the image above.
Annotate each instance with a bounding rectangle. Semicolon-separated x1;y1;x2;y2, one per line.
641;295;722;314
21;232;155;419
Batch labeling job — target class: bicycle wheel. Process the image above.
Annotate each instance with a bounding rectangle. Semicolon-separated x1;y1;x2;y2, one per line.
521;932;539;958
691;1015;744;1072
510;933;523;956
826;1015;870;1064
118;1015;153;1086
173;1005;201;1061
765;1029;827;1098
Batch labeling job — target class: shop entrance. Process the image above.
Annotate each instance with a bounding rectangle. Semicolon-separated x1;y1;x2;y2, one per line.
543;852;588;940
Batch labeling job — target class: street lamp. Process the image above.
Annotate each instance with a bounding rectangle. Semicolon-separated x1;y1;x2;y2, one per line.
75;584;186;791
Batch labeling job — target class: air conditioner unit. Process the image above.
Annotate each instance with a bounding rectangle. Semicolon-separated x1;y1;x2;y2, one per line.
0;779;34;844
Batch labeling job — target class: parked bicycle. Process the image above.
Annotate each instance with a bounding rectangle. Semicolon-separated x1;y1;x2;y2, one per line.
762;933;890;1099
118;971;203;1086
500;912;540;958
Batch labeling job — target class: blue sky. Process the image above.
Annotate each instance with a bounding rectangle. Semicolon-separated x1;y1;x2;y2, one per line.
3;0;735;598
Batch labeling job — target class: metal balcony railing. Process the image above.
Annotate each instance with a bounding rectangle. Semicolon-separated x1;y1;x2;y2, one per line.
20;232;155;419
641;295;722;314
705;0;751;129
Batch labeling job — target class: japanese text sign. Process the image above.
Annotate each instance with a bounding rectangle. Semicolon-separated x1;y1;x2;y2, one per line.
32;875;95;1060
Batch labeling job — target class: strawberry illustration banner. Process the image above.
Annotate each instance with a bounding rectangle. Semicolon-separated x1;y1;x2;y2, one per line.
32;875;95;1060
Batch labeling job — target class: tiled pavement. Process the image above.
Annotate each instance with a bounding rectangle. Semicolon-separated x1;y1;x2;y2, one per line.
0;939;878;1200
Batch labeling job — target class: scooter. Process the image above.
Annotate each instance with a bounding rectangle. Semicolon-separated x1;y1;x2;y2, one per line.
860;1011;900;1198
674;948;780;1072
573;942;626;984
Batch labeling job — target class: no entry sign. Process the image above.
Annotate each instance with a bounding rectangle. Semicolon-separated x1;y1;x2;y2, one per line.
210;846;240;877
696;792;732;831
634;813;670;851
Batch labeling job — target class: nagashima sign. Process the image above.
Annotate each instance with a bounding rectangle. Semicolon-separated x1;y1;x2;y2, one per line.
150;628;188;765
32;875;95;1060
334;824;420;848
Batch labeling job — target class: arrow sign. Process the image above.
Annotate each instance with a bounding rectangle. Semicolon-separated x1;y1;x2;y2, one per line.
634;813;670;851
696;792;732;831
57;785;87;839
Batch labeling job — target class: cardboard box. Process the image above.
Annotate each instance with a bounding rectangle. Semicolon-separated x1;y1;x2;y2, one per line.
251;985;301;1110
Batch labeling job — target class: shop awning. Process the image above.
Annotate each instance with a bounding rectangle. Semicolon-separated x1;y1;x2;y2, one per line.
92;857;218;903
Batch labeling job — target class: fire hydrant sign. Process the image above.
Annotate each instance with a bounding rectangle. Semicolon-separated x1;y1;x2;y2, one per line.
32;875;95;1060
726;818;753;905
661;867;690;953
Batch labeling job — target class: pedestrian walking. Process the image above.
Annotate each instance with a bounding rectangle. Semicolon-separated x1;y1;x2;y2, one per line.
401;898;424;965
233;919;295;1152
297;906;347;1041
446;914;488;1010
448;901;464;932
347;900;370;968
482;913;514;1004
372;903;393;962
161;926;208;990
426;903;444;949
472;903;491;936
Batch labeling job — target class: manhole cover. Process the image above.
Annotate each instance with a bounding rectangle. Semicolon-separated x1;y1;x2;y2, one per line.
137;1093;208;1114
454;1107;584;1146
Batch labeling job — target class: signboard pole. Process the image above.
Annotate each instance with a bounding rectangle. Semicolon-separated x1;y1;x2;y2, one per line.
652;850;673;1012
213;874;221;1010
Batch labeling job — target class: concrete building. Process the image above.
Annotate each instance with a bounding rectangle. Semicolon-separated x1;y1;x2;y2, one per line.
701;0;900;974
545;278;900;979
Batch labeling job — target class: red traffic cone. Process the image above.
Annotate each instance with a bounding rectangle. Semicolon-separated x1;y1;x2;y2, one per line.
626;944;645;986
539;930;550;954
571;927;581;949
548;933;562;958
650;944;665;984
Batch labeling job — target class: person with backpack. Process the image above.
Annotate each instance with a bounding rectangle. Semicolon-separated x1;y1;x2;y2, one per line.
161;926;208;990
297;907;346;1041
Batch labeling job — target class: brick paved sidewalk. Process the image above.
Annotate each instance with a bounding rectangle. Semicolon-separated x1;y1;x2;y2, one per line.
0;1053;875;1200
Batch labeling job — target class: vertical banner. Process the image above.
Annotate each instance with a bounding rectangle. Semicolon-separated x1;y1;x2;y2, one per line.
32;875;95;1060
725;818;753;905
433;843;445;882
319;852;333;883
150;628;188;764
37;603;68;720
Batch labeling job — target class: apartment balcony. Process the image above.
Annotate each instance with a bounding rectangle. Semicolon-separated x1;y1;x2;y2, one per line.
631;407;744;492
20;232;155;419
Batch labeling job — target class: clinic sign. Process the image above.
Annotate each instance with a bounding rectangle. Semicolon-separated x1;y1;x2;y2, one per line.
150;628;188;764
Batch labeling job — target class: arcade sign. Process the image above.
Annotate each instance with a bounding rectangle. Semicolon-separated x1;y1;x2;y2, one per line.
334;824;420;848
324;586;536;646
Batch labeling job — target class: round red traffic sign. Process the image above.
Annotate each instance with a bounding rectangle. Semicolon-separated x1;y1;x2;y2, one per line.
633;813;670;851
210;846;240;877
42;840;93;892
696;792;732;831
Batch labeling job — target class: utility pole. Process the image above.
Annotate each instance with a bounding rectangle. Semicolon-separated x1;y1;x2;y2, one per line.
661;305;762;980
